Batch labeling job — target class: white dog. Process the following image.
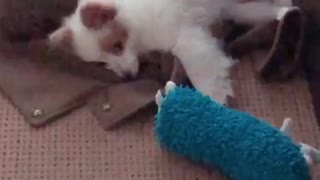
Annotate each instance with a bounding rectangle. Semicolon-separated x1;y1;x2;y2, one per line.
49;0;291;104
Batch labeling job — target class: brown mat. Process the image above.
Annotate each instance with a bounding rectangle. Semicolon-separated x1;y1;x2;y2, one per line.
0;46;103;127
88;80;161;130
0;51;319;179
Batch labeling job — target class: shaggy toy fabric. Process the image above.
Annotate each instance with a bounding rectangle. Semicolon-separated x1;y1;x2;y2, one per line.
155;86;310;180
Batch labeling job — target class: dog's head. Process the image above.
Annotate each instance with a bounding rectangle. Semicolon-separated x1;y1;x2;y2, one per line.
48;0;139;77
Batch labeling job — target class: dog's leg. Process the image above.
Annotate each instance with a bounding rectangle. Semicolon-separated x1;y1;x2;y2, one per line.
222;2;285;26
272;0;292;6
172;27;234;105
224;2;293;59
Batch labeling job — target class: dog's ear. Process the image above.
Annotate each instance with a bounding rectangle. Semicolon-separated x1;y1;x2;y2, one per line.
48;26;73;50
80;2;117;29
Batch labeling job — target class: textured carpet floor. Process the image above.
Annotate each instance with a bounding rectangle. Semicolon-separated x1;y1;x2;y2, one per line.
0;54;319;180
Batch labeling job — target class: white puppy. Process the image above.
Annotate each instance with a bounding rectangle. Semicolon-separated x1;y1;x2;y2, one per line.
48;0;289;104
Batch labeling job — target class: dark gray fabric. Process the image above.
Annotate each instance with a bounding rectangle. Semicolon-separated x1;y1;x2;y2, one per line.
0;0;77;41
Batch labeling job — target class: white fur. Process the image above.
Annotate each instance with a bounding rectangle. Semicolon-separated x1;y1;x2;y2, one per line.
67;0;236;103
57;0;288;103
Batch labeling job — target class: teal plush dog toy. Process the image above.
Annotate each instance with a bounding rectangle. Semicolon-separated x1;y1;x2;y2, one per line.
155;81;320;180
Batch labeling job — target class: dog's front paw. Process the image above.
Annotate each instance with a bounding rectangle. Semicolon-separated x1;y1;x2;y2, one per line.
209;91;231;106
200;78;234;106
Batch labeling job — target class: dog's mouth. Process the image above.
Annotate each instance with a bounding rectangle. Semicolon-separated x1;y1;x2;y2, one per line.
91;62;137;81
92;62;106;67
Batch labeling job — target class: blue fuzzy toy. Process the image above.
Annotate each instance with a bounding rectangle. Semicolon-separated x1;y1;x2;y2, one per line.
154;81;320;180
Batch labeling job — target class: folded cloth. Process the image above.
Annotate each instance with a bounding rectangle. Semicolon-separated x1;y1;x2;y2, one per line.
299;0;320;121
0;0;77;41
227;6;304;81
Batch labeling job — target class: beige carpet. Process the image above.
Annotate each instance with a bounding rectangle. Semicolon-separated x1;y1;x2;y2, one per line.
0;55;319;179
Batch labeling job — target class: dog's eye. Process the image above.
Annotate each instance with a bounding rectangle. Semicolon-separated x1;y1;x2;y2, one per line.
110;41;123;55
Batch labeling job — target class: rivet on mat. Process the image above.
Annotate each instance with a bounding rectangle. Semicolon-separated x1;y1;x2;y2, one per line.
32;109;44;117
102;103;112;111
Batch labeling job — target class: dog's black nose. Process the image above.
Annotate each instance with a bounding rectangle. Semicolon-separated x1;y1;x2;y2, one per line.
122;72;137;81
93;62;106;67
